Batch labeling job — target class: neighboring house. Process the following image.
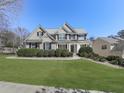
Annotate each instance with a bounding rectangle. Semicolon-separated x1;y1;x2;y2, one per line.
93;37;124;58
24;23;90;53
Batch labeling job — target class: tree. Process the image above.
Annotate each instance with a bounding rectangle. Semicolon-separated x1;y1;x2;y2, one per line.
15;27;30;47
117;30;124;38
0;29;17;47
0;0;22;29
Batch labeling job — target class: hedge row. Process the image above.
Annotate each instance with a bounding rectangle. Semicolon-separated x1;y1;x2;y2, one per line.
17;48;73;57
106;56;124;67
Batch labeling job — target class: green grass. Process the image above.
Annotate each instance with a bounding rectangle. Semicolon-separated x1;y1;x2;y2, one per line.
0;55;124;93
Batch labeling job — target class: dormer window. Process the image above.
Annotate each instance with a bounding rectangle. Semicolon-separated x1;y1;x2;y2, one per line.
59;34;65;40
37;32;44;36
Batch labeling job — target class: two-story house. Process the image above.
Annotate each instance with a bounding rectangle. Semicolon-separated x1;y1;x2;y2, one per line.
24;23;90;53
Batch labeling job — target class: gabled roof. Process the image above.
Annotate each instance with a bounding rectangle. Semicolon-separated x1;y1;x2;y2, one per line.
39;27;56;41
98;37;119;44
24;23;87;42
24;26;56;42
46;23;87;34
62;23;76;33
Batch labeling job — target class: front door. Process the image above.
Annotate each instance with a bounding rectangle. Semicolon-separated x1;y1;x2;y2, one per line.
71;44;77;53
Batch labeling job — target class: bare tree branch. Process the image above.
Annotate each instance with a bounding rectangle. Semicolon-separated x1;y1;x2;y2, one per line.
0;0;22;29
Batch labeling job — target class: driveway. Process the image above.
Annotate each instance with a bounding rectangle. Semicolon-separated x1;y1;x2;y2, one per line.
0;81;109;93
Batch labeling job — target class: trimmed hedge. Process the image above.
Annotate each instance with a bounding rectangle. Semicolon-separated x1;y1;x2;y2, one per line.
37;49;44;57
17;48;73;57
17;48;40;57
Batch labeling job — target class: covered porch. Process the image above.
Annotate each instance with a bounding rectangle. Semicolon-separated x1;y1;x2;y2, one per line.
57;43;80;53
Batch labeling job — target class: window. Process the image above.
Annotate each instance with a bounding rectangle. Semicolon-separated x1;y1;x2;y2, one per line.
37;32;44;36
59;34;65;40
43;42;51;50
29;43;31;48
70;35;76;40
78;35;84;40
80;44;87;47
37;32;39;36
101;45;107;49
58;44;67;49
31;43;36;48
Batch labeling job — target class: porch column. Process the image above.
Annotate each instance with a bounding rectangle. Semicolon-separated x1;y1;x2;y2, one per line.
75;35;78;40
56;43;58;49
39;43;43;49
25;43;29;48
68;44;71;52
56;35;58;40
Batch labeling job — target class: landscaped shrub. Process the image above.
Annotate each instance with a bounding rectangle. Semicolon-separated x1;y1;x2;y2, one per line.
109;57;124;66
61;49;69;57
17;48;73;57
37;49;44;57
98;56;106;62
106;56;120;61
109;60;119;65
78;46;93;57
55;49;72;57
79;52;89;57
17;48;40;57
117;58;124;66
68;52;73;57
48;50;55;57
78;46;107;62
55;49;62;57
78;46;93;54
43;50;49;57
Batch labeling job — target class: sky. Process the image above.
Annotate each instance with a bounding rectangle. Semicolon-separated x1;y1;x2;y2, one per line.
14;0;124;37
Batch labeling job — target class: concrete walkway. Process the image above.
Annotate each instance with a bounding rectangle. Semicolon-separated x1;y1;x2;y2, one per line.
0;81;111;93
6;56;81;60
6;56;123;69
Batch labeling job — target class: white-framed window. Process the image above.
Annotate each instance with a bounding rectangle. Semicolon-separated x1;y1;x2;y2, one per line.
59;34;65;40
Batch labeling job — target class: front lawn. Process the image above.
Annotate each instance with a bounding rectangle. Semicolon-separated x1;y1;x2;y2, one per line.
0;55;124;93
